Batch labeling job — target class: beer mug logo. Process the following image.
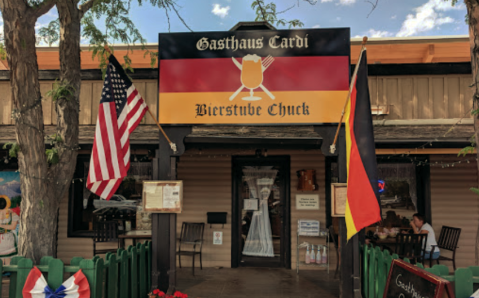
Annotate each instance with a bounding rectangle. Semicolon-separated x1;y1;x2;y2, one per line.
230;54;275;101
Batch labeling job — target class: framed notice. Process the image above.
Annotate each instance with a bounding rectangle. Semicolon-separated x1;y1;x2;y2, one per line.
142;181;183;213
384;259;454;298
331;183;347;217
296;194;319;210
297;219;320;236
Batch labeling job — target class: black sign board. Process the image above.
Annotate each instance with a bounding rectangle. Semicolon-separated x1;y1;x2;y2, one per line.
384;259;454;298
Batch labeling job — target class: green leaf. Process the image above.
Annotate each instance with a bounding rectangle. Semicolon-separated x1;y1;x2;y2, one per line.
46;148;59;165
46;79;76;102
470;187;479;196
458;146;475;157
2;142;20;158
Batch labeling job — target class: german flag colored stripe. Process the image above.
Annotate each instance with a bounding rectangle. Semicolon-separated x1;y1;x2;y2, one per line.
159;56;349;93
158;90;348;124
344;50;381;241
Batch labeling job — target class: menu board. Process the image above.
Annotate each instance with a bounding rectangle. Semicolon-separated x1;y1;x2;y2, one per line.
142;181;183;213
331;183;347;217
384;259;454;298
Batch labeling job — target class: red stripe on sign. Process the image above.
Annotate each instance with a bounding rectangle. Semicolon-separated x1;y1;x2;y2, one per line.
159;56;349;93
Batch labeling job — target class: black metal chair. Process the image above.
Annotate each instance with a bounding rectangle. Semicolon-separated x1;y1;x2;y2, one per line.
395;233;427;264
329;225;340;279
93;221;120;256
430;226;461;270
177;222;205;276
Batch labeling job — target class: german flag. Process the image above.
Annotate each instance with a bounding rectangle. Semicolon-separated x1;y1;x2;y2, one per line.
344;50;381;241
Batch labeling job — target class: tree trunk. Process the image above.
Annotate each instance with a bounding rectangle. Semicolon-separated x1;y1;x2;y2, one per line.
465;0;479;266
0;0;80;263
0;1;55;262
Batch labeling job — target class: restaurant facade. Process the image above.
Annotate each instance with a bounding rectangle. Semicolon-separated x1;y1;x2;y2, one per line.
0;23;478;287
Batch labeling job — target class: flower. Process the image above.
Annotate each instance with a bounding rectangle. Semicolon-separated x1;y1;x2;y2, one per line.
158;292;166;297
173;291;187;298
153;289;160;295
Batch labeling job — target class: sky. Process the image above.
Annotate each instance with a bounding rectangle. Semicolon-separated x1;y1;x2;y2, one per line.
0;0;470;45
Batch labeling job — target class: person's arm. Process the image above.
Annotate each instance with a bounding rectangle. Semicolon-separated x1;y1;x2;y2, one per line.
0;221;18;231
410;221;429;234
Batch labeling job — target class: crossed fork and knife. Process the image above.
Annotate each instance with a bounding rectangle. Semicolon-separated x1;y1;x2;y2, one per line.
230;55;275;101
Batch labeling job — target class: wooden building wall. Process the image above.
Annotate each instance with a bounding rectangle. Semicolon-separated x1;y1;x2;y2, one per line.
0;74;475;125
430;155;479;270
56;148;334;270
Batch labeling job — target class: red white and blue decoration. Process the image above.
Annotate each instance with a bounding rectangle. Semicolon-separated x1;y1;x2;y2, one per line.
23;266;90;298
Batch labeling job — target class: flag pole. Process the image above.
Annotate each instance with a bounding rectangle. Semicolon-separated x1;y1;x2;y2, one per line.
330;36;368;154
103;45;178;153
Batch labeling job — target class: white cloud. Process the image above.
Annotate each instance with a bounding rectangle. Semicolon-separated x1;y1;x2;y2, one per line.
366;29;393;38
336;17;341;21
391;15;397;20
396;0;458;37
321;0;333;2
338;0;356;5
312;24;321;28
211;4;230;19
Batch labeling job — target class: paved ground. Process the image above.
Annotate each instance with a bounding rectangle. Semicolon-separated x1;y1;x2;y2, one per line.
176;267;340;298
0;268;339;297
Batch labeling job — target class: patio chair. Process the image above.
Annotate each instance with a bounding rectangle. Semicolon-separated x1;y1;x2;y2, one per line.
93;221;120;255
429;226;461;270
177;222;205;276
329;225;340;279
395;233;427;264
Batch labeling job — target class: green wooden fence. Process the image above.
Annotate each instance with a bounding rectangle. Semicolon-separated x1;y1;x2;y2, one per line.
0;241;152;298
362;244;479;298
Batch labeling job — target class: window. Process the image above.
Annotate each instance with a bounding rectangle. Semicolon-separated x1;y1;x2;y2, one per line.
68;153;153;237
326;155;430;229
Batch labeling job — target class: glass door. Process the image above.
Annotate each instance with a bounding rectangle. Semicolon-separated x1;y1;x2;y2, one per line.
232;156;290;268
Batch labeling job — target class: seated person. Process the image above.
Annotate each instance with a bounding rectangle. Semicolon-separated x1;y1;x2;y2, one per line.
409;213;440;260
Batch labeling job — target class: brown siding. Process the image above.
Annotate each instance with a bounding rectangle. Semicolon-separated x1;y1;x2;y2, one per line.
430;155;479;269
1;75;475;128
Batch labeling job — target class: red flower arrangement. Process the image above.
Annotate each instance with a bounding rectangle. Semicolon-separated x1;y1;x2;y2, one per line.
149;289;187;298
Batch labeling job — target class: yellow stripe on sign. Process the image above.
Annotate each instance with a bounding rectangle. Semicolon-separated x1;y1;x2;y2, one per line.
158;91;349;124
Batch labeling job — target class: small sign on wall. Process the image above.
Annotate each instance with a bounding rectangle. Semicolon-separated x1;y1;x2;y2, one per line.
213;231;223;245
296;194;320;210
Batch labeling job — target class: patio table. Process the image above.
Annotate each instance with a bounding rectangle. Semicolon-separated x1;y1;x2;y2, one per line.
119;229;151;248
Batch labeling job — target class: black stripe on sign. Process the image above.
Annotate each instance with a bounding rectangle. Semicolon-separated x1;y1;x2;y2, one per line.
158;28;350;60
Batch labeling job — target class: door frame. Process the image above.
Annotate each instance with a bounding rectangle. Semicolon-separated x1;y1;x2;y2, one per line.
231;155;291;268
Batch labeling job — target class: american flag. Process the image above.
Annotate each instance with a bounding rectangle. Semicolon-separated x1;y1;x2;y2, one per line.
87;55;148;200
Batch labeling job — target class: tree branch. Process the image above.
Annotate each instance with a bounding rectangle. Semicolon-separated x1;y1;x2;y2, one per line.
31;0;57;19
79;0;97;16
365;0;379;18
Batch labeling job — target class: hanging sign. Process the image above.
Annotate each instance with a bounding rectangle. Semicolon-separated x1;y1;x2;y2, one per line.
142;181;183;213
158;28;350;125
213;231;223;245
384;259;455;298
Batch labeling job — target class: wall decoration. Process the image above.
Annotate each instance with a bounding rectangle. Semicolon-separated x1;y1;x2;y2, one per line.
0;172;21;265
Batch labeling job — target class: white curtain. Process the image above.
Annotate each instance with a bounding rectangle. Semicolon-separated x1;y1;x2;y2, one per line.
242;169;277;257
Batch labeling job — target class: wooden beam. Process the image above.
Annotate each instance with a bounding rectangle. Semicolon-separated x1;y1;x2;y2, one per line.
376;148;476;155
423;44;435;63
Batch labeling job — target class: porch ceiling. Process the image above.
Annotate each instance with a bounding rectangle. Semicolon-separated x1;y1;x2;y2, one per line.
0;124;474;146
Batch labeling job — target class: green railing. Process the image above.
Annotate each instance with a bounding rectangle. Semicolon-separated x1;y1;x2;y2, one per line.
0;241;152;298
362;244;479;298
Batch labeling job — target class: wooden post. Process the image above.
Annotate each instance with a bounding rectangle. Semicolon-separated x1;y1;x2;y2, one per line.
151;127;191;293
338;127;354;298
